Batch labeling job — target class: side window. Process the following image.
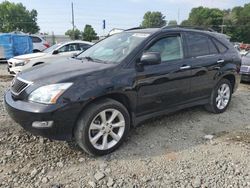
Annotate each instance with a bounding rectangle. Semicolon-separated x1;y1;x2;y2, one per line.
58;44;78;53
79;44;91;51
212;39;228;53
186;33;210;57
208;38;219;54
146;36;183;62
31;36;42;43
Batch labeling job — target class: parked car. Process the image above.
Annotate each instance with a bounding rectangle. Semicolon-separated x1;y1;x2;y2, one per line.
240;52;250;82
4;27;241;156
30;35;50;52
0;33;33;62
7;40;93;75
240;50;249;56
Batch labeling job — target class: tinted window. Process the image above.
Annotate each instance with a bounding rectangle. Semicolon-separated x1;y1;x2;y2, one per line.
79;44;91;51
213;39;228;53
31;36;42;43
186;33;212;57
146;36;183;62
58;43;79;53
208;38;218;54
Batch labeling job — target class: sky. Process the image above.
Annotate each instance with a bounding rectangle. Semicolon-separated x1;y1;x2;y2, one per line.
2;0;249;35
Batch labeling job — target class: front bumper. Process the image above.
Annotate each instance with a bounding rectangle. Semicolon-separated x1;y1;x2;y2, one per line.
241;73;250;82
4;90;82;140
7;65;22;75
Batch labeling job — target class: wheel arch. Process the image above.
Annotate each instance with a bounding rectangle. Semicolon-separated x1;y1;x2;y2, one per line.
71;92;135;139
221;74;236;92
32;62;44;67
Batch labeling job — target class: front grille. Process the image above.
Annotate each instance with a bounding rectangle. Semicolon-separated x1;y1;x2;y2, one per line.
11;77;32;95
240;66;250;73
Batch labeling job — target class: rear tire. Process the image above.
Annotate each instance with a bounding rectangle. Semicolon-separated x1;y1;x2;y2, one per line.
74;98;130;156
33;49;41;53
205;79;232;114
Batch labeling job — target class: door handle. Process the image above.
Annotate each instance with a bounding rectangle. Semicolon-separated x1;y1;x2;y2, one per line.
217;59;225;63
180;65;191;70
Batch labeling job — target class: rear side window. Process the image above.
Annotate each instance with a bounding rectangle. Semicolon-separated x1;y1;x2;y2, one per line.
146;35;183;62
212;39;228;53
79;44;91;51
186;33;218;57
31;36;42;43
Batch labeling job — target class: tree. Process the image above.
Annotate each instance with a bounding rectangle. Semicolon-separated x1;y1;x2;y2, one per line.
0;1;39;33
141;11;166;28
82;25;98;42
182;4;250;43
65;28;81;40
226;4;250;43
183;6;224;32
180;20;191;26
168;20;178;26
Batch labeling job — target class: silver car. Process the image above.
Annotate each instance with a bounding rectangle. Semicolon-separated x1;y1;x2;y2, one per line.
240;52;250;82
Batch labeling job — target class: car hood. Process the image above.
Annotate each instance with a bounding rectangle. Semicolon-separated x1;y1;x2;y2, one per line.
13;52;47;60
242;56;250;66
18;58;116;83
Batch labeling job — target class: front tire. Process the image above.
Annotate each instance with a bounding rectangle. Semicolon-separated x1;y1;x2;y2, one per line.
74;98;130;156
205;79;232;114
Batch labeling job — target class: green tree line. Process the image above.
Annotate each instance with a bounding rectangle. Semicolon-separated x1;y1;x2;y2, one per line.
65;25;98;42
181;4;250;43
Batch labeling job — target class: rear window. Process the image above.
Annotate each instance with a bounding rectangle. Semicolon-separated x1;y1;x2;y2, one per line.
212;39;228;53
31;36;42;43
186;33;218;57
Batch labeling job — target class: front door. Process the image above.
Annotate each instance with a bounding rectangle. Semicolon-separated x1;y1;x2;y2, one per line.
135;34;191;116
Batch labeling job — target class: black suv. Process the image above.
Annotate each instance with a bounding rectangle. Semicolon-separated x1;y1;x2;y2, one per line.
4;27;241;155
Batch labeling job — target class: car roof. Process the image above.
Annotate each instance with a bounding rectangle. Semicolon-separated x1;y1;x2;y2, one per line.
63;40;94;45
125;26;230;39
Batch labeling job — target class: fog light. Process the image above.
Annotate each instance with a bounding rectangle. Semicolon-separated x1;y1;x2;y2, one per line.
32;121;53;128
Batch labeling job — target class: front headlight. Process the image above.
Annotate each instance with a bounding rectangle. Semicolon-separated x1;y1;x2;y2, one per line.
15;60;30;66
28;83;73;104
15;61;25;66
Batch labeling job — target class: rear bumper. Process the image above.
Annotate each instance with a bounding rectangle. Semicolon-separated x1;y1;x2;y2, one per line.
4;90;82;140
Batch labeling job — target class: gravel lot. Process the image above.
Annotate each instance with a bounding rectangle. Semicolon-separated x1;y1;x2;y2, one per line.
0;63;250;188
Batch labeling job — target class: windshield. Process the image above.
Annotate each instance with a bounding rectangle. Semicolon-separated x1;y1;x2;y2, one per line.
246;52;250;57
77;32;150;64
43;43;62;53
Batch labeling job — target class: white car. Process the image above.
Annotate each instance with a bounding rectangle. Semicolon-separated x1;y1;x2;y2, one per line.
7;41;93;75
30;35;50;52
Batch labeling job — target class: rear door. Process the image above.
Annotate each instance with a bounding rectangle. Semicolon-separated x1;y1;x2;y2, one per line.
184;32;224;100
135;33;192;116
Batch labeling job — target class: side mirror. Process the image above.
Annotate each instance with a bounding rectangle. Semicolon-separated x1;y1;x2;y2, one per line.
53;50;59;55
72;53;78;57
140;52;161;65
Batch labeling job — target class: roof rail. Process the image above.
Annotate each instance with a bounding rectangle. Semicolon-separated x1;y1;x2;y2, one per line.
161;25;215;32
125;27;143;31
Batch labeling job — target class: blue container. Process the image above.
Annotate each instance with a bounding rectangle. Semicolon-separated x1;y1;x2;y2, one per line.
0;33;33;60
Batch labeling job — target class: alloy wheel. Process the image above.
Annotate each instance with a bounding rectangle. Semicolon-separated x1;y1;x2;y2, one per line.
216;83;230;110
88;108;125;150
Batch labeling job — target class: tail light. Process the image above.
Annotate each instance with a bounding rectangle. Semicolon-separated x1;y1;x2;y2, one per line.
43;42;50;48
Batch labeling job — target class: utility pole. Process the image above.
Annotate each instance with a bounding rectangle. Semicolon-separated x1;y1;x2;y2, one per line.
178;8;180;25
71;2;75;39
221;15;226;34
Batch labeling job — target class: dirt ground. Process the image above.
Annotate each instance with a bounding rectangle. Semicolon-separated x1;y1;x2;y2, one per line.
0;63;249;188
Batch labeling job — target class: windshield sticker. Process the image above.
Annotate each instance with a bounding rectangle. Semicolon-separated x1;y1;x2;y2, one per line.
132;33;150;38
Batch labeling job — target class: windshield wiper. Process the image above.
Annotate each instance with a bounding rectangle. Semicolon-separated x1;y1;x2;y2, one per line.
84;56;94;61
79;56;106;64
